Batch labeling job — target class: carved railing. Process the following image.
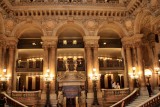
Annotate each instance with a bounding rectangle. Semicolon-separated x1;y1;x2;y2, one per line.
0;92;28;107
102;88;130;98
138;92;160;107
11;90;41;106
110;88;139;107
102;88;130;106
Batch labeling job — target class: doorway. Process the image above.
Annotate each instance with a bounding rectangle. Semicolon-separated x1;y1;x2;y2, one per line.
66;98;76;107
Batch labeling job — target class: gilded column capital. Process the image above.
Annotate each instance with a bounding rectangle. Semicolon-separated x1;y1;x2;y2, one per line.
83;36;100;48
41;36;58;48
6;37;18;49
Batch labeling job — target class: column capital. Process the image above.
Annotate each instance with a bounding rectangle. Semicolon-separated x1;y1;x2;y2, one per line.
6;37;18;49
83;36;100;48
122;34;143;48
41;36;58;48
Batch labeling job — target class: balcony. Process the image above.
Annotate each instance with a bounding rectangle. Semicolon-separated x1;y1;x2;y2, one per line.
16;59;43;72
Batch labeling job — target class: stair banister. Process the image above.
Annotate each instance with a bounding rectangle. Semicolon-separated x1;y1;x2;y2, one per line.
110;88;139;107
0;92;28;107
138;92;160;107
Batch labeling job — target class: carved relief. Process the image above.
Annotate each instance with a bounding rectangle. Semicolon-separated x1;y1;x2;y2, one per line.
85;20;98;30
5;19;14;31
42;20;57;31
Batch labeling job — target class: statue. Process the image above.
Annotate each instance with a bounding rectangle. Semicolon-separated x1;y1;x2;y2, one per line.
58;90;63;107
80;87;86;107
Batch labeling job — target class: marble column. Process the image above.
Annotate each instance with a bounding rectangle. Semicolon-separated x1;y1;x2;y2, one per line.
93;46;100;90
43;46;49;75
153;44;159;89
85;46;93;92
137;44;146;89
125;46;133;90
42;46;49;93
0;45;2;74
7;46;16;93
49;46;56;93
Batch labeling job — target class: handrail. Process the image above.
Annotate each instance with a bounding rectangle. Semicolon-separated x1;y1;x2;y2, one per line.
1;92;28;107
138;92;160;107
110;88;139;107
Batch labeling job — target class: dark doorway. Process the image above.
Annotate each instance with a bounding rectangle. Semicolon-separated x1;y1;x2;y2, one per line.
28;77;32;91
35;76;40;90
100;75;105;89
66;98;76;107
108;75;112;89
121;76;124;88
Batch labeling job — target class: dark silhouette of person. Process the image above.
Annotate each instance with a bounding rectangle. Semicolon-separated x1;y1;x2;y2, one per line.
146;82;152;97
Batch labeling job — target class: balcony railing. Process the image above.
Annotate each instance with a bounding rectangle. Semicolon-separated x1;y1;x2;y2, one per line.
11;90;41;106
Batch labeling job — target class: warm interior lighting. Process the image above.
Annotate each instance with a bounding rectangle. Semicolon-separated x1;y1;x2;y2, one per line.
0;69;9;81
89;68;101;81
63;40;67;45
145;69;152;77
73;40;77;45
32;42;36;45
132;67;136;71
44;69;54;81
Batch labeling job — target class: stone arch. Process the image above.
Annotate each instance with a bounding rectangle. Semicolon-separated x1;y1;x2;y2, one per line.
134;10;152;34
151;15;160;27
11;21;47;38
0;13;5;34
53;21;88;37
95;21;128;38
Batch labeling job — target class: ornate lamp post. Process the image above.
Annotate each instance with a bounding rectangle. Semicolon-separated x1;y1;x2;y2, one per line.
129;67;139;88
145;69;152;83
0;69;9;91
44;69;54;107
89;68;101;106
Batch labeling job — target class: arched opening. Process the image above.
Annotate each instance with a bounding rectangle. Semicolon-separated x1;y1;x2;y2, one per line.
16;27;43;91
56;24;85;107
97;28;124;89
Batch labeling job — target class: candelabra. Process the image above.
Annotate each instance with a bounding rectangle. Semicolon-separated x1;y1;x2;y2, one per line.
44;69;54;107
0;69;9;91
89;68;101;105
145;69;152;83
129;67;139;88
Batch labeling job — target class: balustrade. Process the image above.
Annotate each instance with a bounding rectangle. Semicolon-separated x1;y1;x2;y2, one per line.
138;92;160;107
102;88;130;106
110;88;139;107
0;92;28;107
11;90;41;106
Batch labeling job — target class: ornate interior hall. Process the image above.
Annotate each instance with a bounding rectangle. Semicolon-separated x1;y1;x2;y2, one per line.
0;0;160;107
